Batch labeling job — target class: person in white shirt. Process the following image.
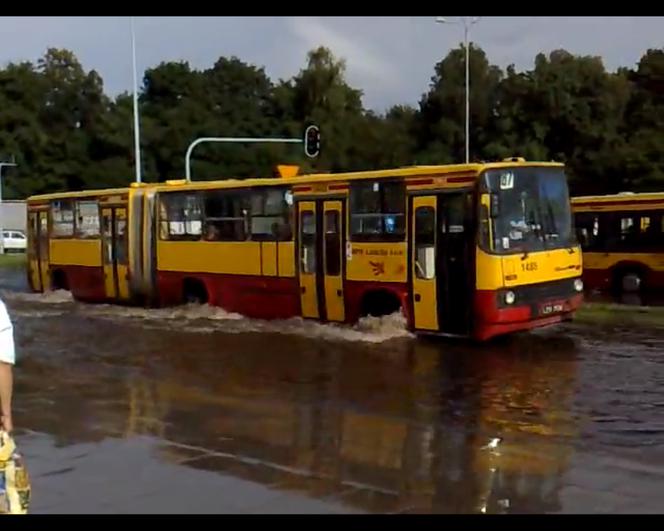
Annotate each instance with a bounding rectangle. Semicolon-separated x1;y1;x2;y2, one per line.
0;298;14;433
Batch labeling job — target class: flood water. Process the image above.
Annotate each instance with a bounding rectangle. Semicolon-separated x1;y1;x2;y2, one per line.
1;267;664;513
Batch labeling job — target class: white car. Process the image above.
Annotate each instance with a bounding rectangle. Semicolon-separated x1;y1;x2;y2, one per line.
1;230;26;253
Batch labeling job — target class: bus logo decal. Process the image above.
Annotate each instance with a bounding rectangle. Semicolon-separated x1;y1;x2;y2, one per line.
369;261;385;276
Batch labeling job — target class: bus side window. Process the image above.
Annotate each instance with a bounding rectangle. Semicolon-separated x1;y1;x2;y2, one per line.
116;218;128;265
75;200;100;239
479;204;492;251
51;200;75;237
577;227;590;247
415;207;435;280
300;211;316;273
160;193;203;241
203;191;248;242
643;212;664;249
39;214;49;257
250;188;292;241
324;211;341;276
349;180;405;242
28;214;38;258
575;213;602;251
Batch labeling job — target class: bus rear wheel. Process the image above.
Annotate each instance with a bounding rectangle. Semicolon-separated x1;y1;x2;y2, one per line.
613;269;644;294
622;272;642;293
182;279;208;305
51;269;69;291
360;290;402;318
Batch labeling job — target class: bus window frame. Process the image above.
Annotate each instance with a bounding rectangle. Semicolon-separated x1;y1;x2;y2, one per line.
349;179;406;243
202;189;250;242
601;209;664;253
74;199;101;239
249;186;293;242
159;191;204;242
50;199;76;238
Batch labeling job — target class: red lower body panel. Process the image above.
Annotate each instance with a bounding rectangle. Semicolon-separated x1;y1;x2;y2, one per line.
51;265;106;302
582;268;612;291
157;273;410;325
473;290;583;341
157;271;301;320
55;265;582;342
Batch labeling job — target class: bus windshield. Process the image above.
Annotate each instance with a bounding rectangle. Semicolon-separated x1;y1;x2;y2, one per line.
484;167;573;253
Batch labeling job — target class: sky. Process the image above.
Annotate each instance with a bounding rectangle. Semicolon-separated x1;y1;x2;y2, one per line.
0;16;661;111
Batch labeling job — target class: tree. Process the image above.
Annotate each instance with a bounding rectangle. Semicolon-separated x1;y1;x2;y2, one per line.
1;43;663;199
284;46;366;173
417;44;502;164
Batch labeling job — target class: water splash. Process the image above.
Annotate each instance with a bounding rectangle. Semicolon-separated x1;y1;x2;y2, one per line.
5;290;74;305
6;290;412;344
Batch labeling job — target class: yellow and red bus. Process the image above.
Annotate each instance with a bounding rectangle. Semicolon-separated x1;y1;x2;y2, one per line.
573;192;664;293
27;159;583;340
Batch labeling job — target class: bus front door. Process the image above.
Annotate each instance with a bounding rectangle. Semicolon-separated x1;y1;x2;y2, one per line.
436;192;474;335
411;192;474;335
411;196;439;331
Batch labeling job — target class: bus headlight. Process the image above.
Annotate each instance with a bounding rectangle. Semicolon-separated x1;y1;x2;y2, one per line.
504;291;516;305
574;278;584;292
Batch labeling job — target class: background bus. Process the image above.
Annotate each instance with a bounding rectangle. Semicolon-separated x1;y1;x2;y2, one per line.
27;159;583;340
573;192;664;294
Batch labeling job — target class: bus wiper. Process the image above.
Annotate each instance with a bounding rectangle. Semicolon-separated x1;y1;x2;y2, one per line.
546;200;558;245
545;197;574;253
533;202;547;246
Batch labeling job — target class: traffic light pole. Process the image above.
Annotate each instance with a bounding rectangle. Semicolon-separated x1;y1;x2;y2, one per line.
184;126;319;182
185;137;301;182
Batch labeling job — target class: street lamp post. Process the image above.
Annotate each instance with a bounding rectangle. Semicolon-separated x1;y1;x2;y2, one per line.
131;17;142;184
0;161;17;255
435;16;481;164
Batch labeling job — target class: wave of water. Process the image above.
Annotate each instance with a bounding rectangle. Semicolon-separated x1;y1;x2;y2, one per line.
4;290;413;344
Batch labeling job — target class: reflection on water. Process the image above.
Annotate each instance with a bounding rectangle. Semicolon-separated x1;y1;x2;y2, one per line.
8;289;584;514
2;273;664;513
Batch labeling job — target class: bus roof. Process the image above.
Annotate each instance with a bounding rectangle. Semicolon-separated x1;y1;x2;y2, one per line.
572;191;664;206
27;186;132;203
27;160;564;201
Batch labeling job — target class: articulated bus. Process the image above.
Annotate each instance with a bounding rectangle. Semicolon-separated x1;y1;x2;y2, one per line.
27;159;583;340
573;192;664;293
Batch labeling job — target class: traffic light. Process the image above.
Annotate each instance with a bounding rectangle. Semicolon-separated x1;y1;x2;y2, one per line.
303;125;320;158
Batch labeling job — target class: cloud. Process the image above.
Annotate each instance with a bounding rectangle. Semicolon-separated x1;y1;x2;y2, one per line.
0;17;661;112
288;17;398;90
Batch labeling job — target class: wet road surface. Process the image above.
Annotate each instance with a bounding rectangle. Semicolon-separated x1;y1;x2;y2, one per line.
1;268;664;513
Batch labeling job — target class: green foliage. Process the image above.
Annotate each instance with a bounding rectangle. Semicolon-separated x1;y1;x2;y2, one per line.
0;44;662;198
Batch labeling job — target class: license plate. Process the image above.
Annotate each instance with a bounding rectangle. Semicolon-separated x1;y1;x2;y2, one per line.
540;302;565;316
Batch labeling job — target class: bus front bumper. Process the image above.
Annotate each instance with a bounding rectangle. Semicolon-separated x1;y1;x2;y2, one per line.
474;278;584;341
